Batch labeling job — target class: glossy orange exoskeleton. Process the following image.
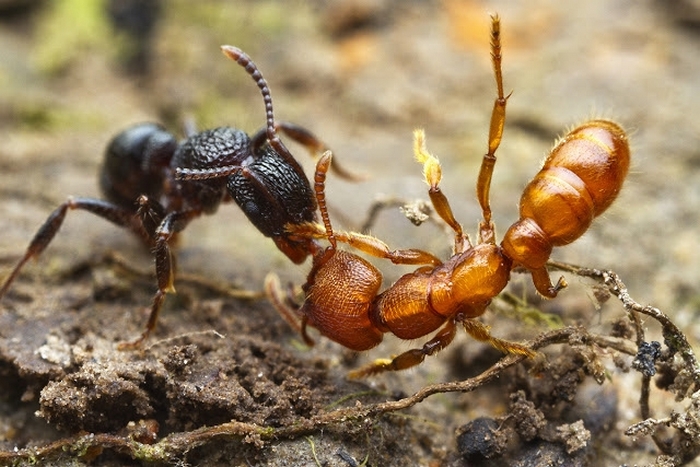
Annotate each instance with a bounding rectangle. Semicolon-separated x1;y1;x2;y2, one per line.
268;15;630;377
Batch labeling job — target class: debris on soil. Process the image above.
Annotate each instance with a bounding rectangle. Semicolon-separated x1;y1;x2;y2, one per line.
1;1;699;466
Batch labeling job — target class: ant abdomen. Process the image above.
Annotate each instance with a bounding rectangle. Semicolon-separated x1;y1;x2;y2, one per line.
101;123;177;209
547;120;630;215
501;119;630;296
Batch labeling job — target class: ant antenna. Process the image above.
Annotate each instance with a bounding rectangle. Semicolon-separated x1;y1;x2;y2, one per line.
314;151;337;250
221;46;282;154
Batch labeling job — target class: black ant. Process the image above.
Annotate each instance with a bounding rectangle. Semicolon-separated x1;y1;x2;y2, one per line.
0;46;336;348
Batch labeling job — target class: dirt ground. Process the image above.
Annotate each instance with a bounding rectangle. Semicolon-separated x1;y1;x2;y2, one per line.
1;0;699;466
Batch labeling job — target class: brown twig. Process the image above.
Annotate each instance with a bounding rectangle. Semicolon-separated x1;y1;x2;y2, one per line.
3;263;697;464
549;261;700;464
548;261;700;387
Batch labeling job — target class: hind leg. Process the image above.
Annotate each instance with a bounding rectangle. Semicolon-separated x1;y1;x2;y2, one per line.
0;197;148;298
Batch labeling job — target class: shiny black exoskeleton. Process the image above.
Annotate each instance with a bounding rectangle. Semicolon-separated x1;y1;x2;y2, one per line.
173;123;322;264
0;46;332;347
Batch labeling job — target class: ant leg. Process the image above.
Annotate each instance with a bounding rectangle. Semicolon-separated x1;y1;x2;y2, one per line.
297;146;443;266
476;14;509;244
287;222;442;267
413;129;466;252
118;209;199;349
461;317;536;357
334;230;442;266
275;122;364;181
530;267;568;299
136;195;167;239
0;197;148;298
264;273;315;346
349;320;457;378
275;122;326;155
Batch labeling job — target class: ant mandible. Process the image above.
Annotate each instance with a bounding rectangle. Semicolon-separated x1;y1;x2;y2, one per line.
0;46;337;348
268;15;630;377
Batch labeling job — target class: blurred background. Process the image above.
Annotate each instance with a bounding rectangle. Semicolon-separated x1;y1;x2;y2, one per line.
2;0;699;308
0;0;699;463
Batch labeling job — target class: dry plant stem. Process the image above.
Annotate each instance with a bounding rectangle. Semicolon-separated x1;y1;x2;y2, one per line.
100;251;264;300
360;196;406;234
550;261;700;461
359;195;442;234
0;326;633;464
548;261;700;387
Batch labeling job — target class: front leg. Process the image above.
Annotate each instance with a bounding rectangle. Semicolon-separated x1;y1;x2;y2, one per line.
136;194;167;239
287;222;443;267
118;209;200;349
264;273;314;346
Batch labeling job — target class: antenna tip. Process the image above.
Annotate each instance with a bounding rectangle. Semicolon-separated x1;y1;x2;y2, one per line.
221;45;243;61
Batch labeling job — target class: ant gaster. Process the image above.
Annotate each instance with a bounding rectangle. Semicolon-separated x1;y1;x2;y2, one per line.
268;15;630;377
0;46;335;348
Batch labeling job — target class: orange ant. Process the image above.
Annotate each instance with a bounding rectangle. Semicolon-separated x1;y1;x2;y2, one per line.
267;15;630;377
